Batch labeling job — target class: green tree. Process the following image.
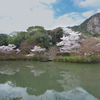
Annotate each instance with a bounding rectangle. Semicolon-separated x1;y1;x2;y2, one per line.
7;31;27;47
0;34;8;46
27;26;50;49
48;27;63;45
26;26;45;38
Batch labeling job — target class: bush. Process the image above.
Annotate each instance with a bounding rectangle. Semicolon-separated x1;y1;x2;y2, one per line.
89;55;100;62
78;57;85;63
31;56;40;61
64;56;67;62
53;56;64;62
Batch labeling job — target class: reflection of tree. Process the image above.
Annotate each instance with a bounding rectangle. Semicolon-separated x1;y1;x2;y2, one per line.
24;65;63;96
57;63;100;100
0;61;63;96
70;88;83;94
0;61;100;100
0;67;19;75
78;64;100;100
57;71;80;91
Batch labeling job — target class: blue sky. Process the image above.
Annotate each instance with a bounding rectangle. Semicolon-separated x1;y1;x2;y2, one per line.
0;0;100;34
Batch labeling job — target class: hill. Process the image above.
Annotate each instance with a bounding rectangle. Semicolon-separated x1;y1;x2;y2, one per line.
69;13;100;37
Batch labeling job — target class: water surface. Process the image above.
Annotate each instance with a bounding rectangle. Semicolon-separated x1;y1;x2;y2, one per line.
0;61;100;100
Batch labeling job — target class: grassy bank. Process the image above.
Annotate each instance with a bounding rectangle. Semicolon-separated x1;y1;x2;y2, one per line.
0;54;45;61
1;54;100;63
53;55;100;63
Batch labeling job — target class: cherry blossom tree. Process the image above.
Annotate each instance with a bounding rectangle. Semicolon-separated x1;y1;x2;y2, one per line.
31;46;45;52
79;37;100;56
0;44;20;54
56;28;81;52
26;46;46;57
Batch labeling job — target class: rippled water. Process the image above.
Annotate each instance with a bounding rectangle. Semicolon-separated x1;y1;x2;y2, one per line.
0;61;100;100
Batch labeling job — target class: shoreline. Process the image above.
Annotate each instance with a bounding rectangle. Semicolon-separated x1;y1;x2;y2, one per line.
0;55;100;63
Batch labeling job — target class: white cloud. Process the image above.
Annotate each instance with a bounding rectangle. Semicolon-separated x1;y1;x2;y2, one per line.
82;11;95;18
40;0;56;4
52;12;85;28
97;9;100;13
72;0;100;8
80;0;100;7
56;9;61;12
0;0;55;33
0;0;91;34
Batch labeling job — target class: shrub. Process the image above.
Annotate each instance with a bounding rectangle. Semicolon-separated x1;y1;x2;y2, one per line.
64;56;67;62
53;55;100;63
53;56;64;62
89;55;100;62
47;46;59;59
31;56;36;60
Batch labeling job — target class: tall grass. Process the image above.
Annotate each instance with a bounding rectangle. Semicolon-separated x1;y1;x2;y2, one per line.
53;55;100;63
0;54;41;61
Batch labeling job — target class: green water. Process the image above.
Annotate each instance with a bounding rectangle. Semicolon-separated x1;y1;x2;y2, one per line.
0;61;100;100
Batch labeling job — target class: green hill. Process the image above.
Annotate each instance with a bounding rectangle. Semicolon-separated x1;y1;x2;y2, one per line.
69;13;100;37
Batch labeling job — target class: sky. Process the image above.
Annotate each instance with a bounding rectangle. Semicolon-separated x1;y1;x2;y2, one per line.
0;0;100;34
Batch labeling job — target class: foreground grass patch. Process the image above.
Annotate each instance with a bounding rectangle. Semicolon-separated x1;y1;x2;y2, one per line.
0;54;41;61
53;55;100;63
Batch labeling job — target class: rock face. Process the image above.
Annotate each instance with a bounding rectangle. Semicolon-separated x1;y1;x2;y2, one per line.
70;13;100;36
87;13;100;34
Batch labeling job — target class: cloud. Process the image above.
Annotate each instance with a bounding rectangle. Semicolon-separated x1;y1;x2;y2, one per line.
0;0;55;33
51;12;85;29
80;0;100;8
72;0;100;8
97;9;100;13
0;0;94;34
56;9;61;12
40;0;56;4
82;11;95;18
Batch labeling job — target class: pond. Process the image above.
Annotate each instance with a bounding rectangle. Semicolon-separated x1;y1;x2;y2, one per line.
0;61;100;100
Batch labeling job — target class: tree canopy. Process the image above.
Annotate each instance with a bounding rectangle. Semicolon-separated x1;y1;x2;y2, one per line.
0;34;8;46
0;26;64;49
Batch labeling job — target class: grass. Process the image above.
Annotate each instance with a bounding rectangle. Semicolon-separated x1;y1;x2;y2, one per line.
0;54;41;61
0;53;49;61
53;55;100;63
1;53;100;63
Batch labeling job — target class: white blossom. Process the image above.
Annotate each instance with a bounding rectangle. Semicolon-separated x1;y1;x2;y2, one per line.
26;53;35;57
0;44;20;53
57;28;81;52
0;44;16;52
15;49;20;53
31;46;45;52
26;46;45;57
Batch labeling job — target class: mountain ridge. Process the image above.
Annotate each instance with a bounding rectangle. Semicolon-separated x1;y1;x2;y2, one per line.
69;13;100;37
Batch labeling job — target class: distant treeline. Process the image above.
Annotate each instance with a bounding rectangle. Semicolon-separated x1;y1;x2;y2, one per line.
0;26;63;49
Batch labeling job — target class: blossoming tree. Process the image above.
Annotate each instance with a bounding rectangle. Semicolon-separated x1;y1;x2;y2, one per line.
56;28;81;52
31;46;45;52
26;46;46;57
0;44;20;54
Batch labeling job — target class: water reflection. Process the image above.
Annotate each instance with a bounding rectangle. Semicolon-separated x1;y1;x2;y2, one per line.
0;61;100;100
0;66;20;75
0;82;98;100
57;71;80;91
26;65;46;76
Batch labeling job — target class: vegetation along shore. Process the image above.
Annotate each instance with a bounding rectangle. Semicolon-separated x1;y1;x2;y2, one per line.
1;13;100;63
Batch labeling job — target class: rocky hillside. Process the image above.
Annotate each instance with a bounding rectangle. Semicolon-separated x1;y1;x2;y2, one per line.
70;13;100;37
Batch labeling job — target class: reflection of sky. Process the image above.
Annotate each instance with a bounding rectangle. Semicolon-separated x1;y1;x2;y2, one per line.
0;82;98;100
